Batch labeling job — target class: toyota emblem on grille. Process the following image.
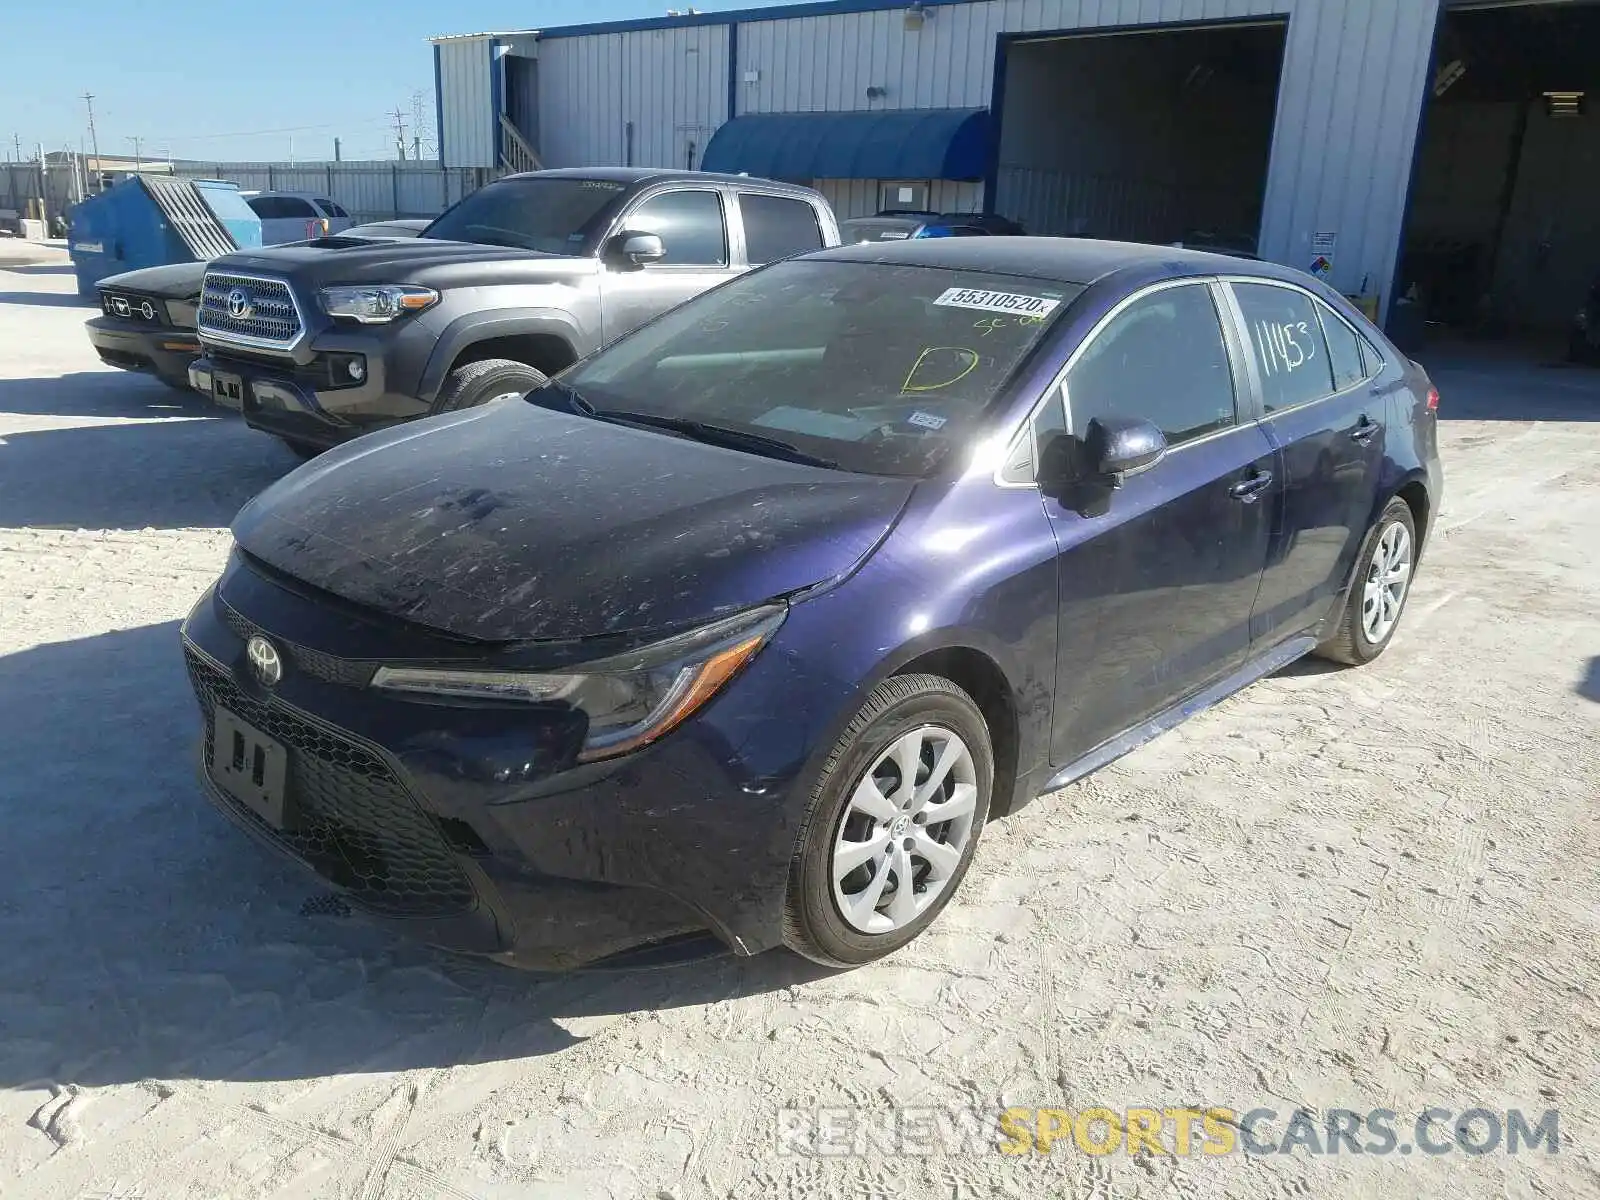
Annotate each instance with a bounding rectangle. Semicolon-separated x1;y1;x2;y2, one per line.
246;635;283;686
227;287;254;319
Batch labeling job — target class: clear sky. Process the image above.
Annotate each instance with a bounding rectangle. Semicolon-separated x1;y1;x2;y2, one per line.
1;0;779;165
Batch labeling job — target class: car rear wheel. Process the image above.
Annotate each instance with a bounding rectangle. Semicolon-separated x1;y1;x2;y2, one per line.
783;674;993;968
1315;497;1417;666
430;358;549;416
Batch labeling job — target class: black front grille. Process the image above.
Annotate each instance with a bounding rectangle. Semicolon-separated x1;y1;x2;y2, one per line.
100;291;167;324
185;645;476;918
219;600;375;688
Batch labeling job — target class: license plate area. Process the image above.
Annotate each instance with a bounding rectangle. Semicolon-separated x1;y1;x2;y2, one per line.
210;707;293;829
213;370;245;409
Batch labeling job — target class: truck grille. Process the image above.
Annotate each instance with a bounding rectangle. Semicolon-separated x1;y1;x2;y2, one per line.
199;271;303;348
185;645;477;918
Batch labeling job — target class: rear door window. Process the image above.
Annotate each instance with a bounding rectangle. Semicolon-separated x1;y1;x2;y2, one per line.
739;193;825;265
1231;282;1336;413
1066;283;1238;446
1317;301;1368;392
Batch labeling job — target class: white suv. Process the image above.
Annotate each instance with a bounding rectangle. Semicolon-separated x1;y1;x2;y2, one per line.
243;191;356;245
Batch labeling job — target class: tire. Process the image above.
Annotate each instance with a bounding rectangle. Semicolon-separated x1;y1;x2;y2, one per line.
429;358;548;416
783;674;994;968
160;375;195;394
280;438;324;461
1314;496;1418;666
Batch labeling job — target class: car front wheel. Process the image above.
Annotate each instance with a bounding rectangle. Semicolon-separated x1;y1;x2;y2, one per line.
783;674;993;968
1316;496;1418;665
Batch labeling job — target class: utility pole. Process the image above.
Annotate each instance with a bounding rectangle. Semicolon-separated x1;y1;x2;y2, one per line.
392;108;408;161
83;93;101;183
128;136;143;173
333;136;342;162
412;89;430;158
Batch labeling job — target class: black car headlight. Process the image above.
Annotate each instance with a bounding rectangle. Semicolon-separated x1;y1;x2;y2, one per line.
371;604;786;761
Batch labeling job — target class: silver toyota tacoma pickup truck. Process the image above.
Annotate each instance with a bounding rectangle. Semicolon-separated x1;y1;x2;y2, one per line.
188;168;840;457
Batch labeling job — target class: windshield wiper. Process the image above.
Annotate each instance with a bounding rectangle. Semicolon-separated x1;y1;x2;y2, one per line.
594;410;840;469
531;377;598;417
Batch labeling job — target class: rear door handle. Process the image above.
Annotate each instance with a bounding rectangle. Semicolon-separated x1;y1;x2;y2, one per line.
1350;417;1382;444
1229;470;1274;501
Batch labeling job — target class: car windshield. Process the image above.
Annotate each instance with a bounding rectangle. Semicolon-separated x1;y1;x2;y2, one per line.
422;177;627;254
553;260;1080;477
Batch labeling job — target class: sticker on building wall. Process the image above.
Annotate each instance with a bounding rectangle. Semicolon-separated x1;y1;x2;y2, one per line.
1310;231;1337;281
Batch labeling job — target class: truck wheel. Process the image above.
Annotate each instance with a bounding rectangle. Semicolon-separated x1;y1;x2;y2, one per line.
430;359;549;416
280;438;324;461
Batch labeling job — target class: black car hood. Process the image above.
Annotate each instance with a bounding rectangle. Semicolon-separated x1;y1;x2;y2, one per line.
231;401;915;643
213;238;590;286
99;260;206;299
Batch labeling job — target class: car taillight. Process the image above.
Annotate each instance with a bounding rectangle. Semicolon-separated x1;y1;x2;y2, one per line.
1426;387;1440;412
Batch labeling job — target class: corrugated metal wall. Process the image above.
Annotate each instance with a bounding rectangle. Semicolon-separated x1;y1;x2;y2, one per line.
1256;0;1441;303
437;37;496;168
460;0;1443;311
538;26;729;172
816;179;982;219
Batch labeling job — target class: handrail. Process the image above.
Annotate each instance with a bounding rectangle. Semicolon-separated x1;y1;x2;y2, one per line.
500;114;543;174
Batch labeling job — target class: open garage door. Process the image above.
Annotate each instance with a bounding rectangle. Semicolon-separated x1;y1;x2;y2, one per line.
1395;1;1600;359
993;20;1287;255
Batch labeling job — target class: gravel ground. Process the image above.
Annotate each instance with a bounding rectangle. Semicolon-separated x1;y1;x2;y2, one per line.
2;257;1597;1200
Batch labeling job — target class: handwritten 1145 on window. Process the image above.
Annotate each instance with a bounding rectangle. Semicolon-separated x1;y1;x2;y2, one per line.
1254;320;1317;377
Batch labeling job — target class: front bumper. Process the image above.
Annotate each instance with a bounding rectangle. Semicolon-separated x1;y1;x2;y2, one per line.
190;343;429;450
178;568;833;970
86;315;200;384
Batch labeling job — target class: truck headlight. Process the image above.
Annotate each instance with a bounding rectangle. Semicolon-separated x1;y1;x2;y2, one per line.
319;285;438;323
371;605;786;761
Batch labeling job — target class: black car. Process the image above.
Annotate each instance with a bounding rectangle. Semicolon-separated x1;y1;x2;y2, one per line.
85;221;430;390
842;210;1027;243
180;237;1442;972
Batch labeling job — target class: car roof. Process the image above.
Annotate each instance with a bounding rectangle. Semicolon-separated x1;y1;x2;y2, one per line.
502;166;815;191
804;236;1301;288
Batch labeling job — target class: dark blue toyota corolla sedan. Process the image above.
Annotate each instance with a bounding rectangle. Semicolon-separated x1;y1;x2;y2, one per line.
180;238;1442;971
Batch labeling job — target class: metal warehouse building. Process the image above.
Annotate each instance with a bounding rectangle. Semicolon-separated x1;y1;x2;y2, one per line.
433;0;1600;335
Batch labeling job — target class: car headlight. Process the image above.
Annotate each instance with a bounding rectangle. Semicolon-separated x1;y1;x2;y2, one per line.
371;604;786;761
319;285;438;323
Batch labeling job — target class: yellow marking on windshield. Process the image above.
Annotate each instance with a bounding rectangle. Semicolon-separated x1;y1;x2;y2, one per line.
901;347;980;393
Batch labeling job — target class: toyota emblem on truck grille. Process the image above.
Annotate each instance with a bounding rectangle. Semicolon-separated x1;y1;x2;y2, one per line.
246;636;283;686
227;288;254;319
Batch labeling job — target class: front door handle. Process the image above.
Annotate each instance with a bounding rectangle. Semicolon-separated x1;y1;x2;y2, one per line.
1229;470;1274;501
1350;416;1382;444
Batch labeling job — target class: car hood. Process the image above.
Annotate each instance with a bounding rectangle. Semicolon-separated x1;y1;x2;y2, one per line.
211;238;598;288
231;400;915;643
99;260;207;299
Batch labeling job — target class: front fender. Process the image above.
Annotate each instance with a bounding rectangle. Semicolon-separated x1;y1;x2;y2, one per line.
416;307;596;401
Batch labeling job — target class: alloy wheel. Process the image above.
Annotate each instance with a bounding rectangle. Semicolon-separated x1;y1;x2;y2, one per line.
830;724;979;935
1361;521;1413;644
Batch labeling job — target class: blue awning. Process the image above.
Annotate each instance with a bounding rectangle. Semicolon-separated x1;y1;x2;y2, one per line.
700;108;991;181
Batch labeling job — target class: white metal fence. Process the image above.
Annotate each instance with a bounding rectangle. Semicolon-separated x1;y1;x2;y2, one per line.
0;160;494;231
169;161;494;224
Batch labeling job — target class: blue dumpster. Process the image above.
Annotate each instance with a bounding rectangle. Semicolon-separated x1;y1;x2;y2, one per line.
69;176;262;297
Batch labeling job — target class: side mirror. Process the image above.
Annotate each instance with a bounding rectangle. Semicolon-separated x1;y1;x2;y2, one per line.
606;231;666;267
1082;415;1167;484
1037;417;1167;497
